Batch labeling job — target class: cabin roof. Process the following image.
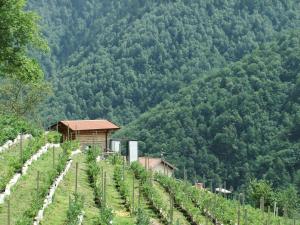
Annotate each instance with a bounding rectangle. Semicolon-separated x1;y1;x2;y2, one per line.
58;120;120;131
139;157;177;170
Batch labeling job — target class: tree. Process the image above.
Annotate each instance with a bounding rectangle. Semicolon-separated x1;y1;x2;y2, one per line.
247;179;274;208
275;185;299;216
0;0;49;116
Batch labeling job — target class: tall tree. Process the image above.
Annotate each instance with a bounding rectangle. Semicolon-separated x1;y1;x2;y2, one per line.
0;0;49;116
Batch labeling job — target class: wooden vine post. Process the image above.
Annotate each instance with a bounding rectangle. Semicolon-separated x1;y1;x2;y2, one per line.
169;193;174;225
37;171;40;197
237;193;241;225
244;209;248;225
101;169;104;201
266;206;270;225
69;194;71;209
67;124;70;141
75;162;78;195
7;198;10;225
20;133;23;164
122;156;125;180
138;182;141;210
52;146;55;168
104;171;107;207
260;196;265;222
273;202;277;217
132;175;135;214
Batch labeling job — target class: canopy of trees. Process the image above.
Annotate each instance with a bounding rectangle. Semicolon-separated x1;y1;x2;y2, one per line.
0;0;49;117
26;0;300;196
117;33;300;192
28;0;300;124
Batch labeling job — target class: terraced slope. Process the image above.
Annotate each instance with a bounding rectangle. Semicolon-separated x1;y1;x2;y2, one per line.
41;154;99;225
0;147;64;224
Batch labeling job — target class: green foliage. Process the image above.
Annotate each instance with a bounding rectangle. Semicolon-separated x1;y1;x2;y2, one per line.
119;32;300;191
0;0;49;117
156;173;292;225
98;206;114;225
0;134;48;191
66;194;84;225
275;186;299;217
61;141;80;155
247;180;274;208
15;142;71;225
46;131;62;143
0;115;41;145
136;208;150;225
86;147;115;223
131;162;172;224
114;165;131;210
0;0;47;81
28;0;300;124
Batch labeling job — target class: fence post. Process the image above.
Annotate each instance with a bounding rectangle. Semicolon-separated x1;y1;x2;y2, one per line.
101;169;104;202
244;209;248;225
132;175;135;214
273;202;277;217
122;156;125;180
266;206;270;225
138;182;141;210
37;171;40;197
7;198;10;225
260;197;265;223
237;193;241;225
104;171;107;207
75;162;78;195
20;133;23;164
53;146;55;168
169;193;174;225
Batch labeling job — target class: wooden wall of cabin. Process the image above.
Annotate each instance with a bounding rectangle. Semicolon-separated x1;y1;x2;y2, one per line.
75;130;108;151
53;123;114;151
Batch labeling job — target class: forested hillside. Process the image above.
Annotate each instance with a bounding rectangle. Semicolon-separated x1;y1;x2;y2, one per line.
29;0;300;124
117;32;300;191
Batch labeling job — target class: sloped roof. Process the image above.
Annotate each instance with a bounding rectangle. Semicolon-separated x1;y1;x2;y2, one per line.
60;120;120;131
139;157;176;170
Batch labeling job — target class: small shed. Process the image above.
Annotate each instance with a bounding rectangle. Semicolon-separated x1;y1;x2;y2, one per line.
51;120;120;151
139;157;176;177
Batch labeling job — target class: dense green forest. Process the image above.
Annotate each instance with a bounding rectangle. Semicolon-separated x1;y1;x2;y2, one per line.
117;32;300;192
1;0;300;221
22;0;300;197
28;0;300;124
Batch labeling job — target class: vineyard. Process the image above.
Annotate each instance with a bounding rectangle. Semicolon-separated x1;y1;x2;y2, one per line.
0;127;297;225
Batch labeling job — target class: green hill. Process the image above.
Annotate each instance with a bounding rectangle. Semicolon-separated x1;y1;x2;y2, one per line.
28;0;300;124
117;32;300;191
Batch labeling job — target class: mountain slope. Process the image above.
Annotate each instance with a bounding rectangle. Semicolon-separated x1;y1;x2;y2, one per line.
116;32;300;189
28;0;300;124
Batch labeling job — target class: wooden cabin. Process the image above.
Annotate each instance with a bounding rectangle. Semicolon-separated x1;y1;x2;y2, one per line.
139;157;176;177
51;120;120;151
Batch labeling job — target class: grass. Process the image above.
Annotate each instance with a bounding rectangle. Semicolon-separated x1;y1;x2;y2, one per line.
0;140;31;191
0;146;63;225
122;168;163;225
41;153;99;225
99;160;136;224
153;181;191;224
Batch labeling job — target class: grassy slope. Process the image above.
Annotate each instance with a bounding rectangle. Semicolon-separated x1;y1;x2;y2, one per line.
41;153;99;225
0;147;63;225
0;140;31;190
122;166;163;225
99;160;136;224
152;180;196;225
